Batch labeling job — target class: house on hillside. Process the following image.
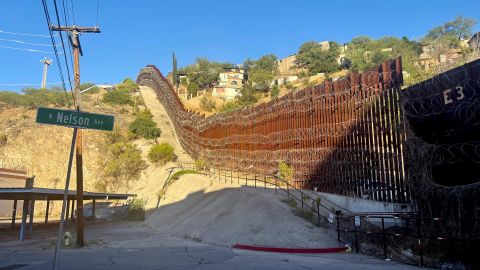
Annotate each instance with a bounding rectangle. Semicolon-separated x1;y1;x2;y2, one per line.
212;67;245;100
418;43;463;70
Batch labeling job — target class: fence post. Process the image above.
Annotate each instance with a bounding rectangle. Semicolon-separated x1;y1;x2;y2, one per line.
254;174;257;188
381;217;387;259
287;184;290;200
354;218;359;253
416;217;424;267
264;175;266;190
245;174;247;186
275;178;277;194
317;202;320;225
336;212;340;242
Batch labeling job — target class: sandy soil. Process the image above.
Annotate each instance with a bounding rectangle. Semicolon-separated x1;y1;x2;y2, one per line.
146;174;338;248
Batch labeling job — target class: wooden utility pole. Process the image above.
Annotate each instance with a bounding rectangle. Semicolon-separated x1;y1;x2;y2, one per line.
50;25;100;247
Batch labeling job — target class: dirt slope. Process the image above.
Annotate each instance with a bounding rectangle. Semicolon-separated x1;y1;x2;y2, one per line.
146;174;338;247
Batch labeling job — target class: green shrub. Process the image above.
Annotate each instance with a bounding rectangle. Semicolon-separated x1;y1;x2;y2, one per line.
199;95;216;112
195;159;207;171
98;134;147;192
180;77;188;85
270;85;280;98
0;88;72;108
127;197;146;221
278;161;294;183
148;143;174;163
220;101;242;112
103;89;132;105
187;83;199;96
128;110;160;139
168;169;198;182
117;78;139;93
80;83;99;94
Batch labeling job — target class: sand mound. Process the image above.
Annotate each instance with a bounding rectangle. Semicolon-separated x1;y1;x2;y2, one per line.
145;174;338;248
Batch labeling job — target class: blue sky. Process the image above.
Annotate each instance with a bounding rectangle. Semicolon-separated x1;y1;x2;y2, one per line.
1;0;479;91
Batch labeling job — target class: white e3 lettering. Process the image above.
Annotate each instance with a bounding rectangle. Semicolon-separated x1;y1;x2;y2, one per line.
443;86;464;105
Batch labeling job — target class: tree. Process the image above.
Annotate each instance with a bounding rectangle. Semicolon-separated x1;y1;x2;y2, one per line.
237;84;259;106
253;54;278;74
172;52;178;87
249;70;274;92
178;58;233;90
187;82;199;97
426;16;476;41
295;41;341;75
246;54;278;92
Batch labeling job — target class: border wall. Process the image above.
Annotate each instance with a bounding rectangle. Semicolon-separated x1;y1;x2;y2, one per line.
137;57;410;204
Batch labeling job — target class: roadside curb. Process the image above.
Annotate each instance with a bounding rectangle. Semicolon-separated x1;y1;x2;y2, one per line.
232;244;348;254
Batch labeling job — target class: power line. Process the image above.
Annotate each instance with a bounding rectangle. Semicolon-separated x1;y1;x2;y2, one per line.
0;29;56;38
96;0;100;26
69;0;76;25
41;0;74;107
60;0;75;74
0;45;57;54
51;0;74;93
0;82;62;86
0;38;60;47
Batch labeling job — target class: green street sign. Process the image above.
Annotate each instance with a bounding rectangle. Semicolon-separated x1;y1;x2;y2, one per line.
36;107;114;131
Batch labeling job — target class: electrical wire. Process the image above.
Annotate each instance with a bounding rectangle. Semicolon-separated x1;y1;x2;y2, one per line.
41;0;74;107
95;0;100;26
69;0;76;25
60;0;75;74
0;45;57;54
0;82;62;86
0;38;60;47
0;29;56;38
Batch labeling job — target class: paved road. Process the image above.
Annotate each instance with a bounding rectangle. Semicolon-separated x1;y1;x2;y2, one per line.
0;245;423;270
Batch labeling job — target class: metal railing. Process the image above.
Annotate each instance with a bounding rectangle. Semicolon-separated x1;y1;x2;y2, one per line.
176;161;337;226
336;212;480;268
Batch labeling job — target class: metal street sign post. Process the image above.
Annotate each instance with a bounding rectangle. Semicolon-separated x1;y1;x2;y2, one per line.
36;107;113;270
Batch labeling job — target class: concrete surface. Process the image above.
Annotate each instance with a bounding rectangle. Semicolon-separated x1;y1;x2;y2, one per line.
0;245;425;270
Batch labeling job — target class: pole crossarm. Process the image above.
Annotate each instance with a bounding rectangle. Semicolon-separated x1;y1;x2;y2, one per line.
49;25;101;33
